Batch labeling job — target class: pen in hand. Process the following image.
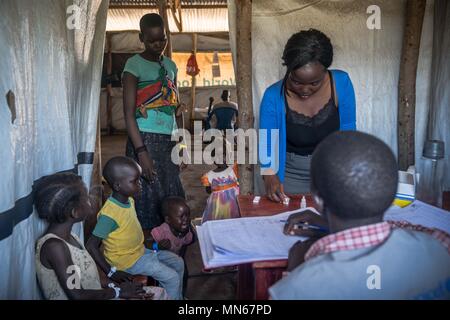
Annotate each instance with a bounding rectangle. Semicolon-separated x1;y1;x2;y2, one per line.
280;220;329;233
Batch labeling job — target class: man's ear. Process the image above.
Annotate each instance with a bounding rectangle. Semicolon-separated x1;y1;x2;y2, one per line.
164;215;170;224
139;33;143;43
313;193;324;212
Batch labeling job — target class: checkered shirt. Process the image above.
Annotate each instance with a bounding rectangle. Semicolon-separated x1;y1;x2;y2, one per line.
304;222;391;261
304;221;450;261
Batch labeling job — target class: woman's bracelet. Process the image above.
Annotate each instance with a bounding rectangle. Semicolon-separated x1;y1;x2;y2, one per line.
108;283;121;299
107;266;117;278
135;146;147;154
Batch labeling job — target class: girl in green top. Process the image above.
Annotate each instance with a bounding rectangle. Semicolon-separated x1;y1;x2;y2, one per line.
123;13;186;230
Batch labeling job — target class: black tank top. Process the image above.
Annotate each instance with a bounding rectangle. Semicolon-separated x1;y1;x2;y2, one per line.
285;72;340;156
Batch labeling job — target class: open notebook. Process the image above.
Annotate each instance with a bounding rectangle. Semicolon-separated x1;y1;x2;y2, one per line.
384;200;450;234
197;200;450;269
196;208;313;269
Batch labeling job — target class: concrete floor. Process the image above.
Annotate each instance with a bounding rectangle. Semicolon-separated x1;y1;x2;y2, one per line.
101;134;237;300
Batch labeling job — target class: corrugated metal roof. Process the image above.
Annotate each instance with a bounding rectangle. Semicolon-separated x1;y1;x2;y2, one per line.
109;0;228;8
106;7;229;32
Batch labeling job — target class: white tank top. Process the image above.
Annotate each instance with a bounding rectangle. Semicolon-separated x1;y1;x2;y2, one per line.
35;233;101;300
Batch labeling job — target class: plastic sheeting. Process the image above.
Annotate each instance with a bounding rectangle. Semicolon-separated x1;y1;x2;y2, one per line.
0;0;108;299
228;0;442;195
423;0;450;190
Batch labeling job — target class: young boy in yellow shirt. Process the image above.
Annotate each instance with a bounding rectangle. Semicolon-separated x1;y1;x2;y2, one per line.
87;157;184;300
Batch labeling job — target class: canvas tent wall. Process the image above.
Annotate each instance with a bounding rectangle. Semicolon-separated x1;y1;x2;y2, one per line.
0;0;108;299
228;0;450;196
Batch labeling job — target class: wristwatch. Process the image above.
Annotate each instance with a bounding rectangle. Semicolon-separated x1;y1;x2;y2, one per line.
108;282;121;299
107;266;117;278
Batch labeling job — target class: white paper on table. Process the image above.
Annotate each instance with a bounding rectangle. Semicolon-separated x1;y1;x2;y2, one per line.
384;200;450;234
196;207;319;268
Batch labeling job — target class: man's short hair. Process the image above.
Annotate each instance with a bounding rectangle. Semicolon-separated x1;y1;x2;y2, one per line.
311;131;398;220
221;90;230;101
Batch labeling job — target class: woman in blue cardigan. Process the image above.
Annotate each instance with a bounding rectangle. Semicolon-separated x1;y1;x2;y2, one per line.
259;29;356;202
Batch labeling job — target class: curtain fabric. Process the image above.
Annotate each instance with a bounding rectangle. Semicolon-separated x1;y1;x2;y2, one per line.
0;0;108;299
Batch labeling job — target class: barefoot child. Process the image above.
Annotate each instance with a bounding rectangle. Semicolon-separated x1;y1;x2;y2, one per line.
86;157;184;300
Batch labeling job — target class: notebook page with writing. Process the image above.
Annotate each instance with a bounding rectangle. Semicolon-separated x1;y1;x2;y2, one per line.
384;200;450;234
197;208;319;268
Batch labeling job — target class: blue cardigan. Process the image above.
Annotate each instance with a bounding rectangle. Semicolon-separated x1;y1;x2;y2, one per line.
258;69;356;182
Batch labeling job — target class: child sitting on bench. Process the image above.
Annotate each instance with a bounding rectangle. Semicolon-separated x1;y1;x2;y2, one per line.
86;157;184;300
34;173;161;300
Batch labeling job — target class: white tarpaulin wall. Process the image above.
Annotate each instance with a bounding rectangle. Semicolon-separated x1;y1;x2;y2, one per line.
426;0;450;192
0;0;108;299
229;0;449;195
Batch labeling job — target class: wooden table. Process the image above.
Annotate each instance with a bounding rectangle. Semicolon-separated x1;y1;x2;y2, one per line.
234;192;450;300
236;194;317;300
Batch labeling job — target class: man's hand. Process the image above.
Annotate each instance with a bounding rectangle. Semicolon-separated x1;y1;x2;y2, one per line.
158;239;171;250
283;209;328;238
287;239;318;271
110;270;133;283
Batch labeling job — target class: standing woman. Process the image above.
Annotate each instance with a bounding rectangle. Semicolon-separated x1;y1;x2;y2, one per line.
259;29;356;202
122;13;186;230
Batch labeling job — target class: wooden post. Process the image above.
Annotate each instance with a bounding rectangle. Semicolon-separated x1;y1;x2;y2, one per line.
106;33;113;135
190;33;198;124
171;0;183;32
236;0;254;195
85;113;103;241
398;0;426;170
158;0;172;59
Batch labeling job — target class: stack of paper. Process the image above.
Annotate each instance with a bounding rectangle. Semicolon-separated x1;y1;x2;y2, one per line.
197;208;313;269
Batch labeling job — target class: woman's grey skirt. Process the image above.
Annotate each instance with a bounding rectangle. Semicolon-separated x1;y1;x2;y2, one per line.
283;152;312;194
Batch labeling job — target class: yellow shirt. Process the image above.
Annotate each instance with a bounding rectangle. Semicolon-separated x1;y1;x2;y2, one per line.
96;197;145;270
